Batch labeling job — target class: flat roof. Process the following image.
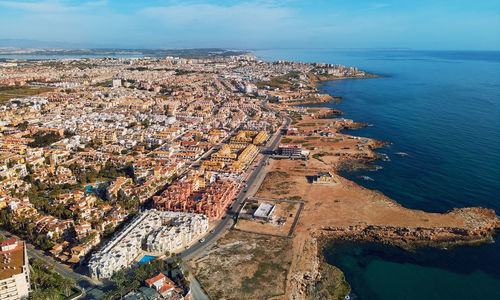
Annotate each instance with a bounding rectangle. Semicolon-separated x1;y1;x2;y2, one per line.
278;144;301;149
254;203;275;218
0;240;25;281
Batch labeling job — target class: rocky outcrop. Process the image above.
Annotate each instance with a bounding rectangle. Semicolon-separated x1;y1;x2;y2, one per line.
314;208;499;249
289;237;350;300
311;108;343;119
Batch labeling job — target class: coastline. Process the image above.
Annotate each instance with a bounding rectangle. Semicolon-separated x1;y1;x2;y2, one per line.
263;72;500;299
184;56;500;300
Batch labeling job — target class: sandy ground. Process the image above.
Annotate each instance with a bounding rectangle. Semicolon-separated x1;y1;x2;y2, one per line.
258;158;466;229
187;230;292;300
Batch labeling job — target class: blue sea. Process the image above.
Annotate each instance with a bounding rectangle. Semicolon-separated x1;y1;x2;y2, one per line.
254;49;500;300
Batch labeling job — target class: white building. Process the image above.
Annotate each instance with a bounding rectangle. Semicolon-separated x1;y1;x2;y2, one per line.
145;211;208;253
0;239;30;300
112;79;122;88
253;203;275;221
89;209;208;279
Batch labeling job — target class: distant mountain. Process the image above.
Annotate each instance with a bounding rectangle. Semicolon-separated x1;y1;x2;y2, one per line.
0;44;249;59
0;39;84;49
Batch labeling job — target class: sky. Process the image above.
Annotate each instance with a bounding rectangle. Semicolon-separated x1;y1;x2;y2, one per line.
0;0;499;50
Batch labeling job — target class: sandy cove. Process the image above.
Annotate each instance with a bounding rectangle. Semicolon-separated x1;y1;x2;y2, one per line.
257;104;500;299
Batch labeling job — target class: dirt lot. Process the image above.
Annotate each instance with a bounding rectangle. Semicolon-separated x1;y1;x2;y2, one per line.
257;158;466;229
188;230;293;300
253;157;482;299
0;86;54;104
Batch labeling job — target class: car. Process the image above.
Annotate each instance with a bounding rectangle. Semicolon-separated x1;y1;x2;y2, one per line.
185;245;190;249
199;238;206;243
210;230;215;234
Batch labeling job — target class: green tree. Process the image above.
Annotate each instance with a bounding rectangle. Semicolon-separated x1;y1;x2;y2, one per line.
59;277;76;297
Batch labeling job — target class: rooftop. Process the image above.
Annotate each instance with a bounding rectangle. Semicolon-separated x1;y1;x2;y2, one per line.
254;203;275;218
0;240;25;281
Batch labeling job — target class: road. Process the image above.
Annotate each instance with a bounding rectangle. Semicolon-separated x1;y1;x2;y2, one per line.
0;229;102;291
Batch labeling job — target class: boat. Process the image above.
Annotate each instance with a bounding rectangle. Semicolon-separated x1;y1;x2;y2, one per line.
395;152;409;156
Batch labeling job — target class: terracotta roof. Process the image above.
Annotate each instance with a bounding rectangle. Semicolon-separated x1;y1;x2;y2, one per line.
145;272;166;286
0;238;17;247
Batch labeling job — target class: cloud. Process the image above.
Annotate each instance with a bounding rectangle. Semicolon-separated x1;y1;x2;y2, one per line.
0;0;107;12
134;1;301;47
373;3;390;8
139;2;296;31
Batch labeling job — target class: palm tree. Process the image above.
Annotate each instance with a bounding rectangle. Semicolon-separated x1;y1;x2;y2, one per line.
59;277;76;297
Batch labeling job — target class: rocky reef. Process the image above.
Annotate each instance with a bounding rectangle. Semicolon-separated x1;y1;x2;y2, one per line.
315;207;500;249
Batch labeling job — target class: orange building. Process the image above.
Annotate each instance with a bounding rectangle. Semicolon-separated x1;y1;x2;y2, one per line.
153;178;238;221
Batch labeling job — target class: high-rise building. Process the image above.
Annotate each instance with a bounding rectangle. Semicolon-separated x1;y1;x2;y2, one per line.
0;238;30;300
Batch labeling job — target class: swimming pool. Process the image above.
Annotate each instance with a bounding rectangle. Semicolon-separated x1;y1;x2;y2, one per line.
138;255;156;265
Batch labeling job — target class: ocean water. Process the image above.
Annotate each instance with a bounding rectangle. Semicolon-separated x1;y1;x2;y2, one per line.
254;49;500;300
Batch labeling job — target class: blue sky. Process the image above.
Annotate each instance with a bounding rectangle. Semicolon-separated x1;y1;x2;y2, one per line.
0;0;499;49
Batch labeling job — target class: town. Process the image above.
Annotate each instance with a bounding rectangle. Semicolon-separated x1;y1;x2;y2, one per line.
0;53;368;299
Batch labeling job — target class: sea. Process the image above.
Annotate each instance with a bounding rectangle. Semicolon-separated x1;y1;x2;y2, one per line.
254;49;500;300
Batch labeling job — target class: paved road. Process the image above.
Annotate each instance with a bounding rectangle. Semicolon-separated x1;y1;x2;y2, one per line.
0;229;101;291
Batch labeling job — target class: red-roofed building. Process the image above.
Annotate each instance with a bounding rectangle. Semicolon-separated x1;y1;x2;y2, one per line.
145;272;176;297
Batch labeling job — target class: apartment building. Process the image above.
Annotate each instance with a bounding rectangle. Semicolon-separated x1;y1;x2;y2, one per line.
153;177;238;221
278;144;302;156
0;239;30;300
89;210;207;279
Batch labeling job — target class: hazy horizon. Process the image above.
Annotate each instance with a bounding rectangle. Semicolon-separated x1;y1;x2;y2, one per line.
1;41;499;53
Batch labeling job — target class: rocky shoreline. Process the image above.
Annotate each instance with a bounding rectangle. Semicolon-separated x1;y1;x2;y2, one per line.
316;220;499;250
311;108;343;119
307;72;383;85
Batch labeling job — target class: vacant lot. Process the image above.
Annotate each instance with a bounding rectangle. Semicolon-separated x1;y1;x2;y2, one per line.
188;230;292;300
0;86;54;103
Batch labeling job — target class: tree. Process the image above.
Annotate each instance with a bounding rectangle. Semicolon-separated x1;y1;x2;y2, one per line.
59;277;76;297
7;160;15;168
